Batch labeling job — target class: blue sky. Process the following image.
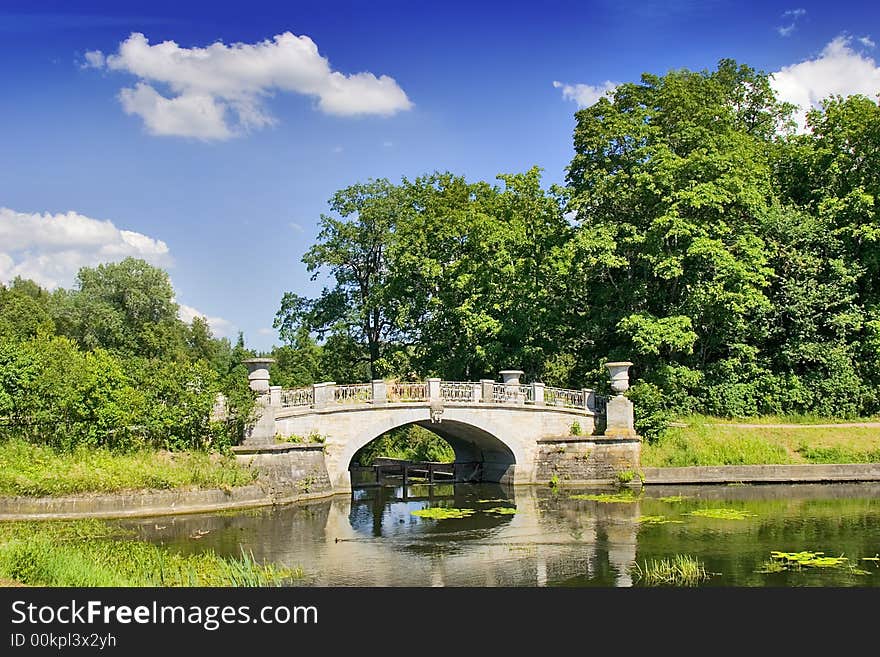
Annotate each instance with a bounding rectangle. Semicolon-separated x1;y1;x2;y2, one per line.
1;0;879;351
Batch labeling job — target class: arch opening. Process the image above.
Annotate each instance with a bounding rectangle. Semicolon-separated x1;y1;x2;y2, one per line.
349;420;516;487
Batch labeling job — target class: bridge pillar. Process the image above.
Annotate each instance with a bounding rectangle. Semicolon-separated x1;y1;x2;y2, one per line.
603;362;636;437
313;381;336;409
533;382;545;406
480;379;495;403
427;378;442;401
500;370;524;404
269;385;282;408
372;379;387;405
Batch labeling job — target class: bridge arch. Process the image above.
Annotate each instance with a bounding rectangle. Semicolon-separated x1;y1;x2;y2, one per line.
340;415;520;486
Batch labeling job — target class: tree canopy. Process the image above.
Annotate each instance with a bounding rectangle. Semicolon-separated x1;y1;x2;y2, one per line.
276;60;880;437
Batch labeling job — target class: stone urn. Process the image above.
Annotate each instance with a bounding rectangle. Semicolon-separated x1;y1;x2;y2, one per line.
242;358;276;393
498;370;525;386
605;361;633;394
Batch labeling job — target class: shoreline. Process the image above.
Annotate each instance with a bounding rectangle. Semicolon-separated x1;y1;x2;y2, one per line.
2;462;880;520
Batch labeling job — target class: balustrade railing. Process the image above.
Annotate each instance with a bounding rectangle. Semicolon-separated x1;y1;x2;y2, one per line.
335;383;373;404
277;381;597;411
544;386;584;409
440;381;476;402
280;387;313;408
388;381;429;402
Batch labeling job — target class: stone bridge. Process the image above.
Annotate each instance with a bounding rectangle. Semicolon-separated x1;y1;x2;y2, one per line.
234;363;641;493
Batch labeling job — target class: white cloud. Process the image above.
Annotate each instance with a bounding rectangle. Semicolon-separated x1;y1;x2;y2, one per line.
178;303;236;339
859;36;876;48
771;35;880;131
82;50;105;68
553;80;618;108
88;31;413;140
777;8;806;37
257;327;275;336
118;82;232;139
0;207;170;289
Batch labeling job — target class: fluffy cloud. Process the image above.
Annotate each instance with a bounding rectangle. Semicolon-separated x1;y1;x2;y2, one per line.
0;207;170;289
86;32;413;140
552;80;618;108
771;35;880;130
178;303;237;339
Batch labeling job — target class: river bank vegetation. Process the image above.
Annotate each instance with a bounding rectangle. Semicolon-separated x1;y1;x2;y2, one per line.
0;438;254;496
0;520;298;586
642;415;880;466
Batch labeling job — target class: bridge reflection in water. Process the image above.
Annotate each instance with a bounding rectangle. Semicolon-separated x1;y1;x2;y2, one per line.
123;483;640;587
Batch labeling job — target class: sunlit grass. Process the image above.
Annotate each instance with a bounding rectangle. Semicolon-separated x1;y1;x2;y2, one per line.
632;554;710;586
642;415;880;467
0;438;255;496
0;520;300;586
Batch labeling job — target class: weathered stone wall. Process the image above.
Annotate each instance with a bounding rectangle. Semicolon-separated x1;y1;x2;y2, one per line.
232;443;332;498
534;437;641;484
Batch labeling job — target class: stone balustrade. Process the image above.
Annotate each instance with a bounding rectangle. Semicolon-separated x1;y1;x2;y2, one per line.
275;373;605;413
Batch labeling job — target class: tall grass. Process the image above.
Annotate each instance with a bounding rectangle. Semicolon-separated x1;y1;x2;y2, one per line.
632;554;709;586
642;415;880;467
0;438;255;496
0;521;299;586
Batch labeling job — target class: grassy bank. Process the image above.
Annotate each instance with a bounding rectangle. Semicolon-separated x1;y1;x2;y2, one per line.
0;520;299;586
0;438;255;496
642;415;880;467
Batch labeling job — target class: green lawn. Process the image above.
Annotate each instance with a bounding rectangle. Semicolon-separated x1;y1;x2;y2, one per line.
642;415;880;467
0;438;255;496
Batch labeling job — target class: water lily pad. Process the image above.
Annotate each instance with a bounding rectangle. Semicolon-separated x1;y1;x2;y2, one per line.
570;492;639;503
411;508;475;519
688;508;754;520
638;515;684;525
484;507;517;515
757;550;868;575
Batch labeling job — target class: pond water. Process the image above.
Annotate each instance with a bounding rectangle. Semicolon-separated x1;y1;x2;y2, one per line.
124;482;880;587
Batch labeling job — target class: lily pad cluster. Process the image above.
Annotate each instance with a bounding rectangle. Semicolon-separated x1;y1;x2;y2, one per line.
569;492;640;503
410;505;517;519
410;508;475;519
638;515;684;525
758;551;870;575
687;508;754;520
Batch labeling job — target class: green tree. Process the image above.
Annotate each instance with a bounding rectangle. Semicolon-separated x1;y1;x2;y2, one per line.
564;60;789;415
277;180;413;379
52;257;187;358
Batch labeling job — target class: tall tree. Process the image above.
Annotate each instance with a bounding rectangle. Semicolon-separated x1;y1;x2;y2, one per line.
276;180;412;379
564;60;789;398
52;257;186;358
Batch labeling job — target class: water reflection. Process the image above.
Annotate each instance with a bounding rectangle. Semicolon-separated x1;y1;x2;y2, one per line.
123;482;880;587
